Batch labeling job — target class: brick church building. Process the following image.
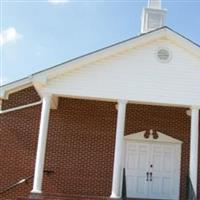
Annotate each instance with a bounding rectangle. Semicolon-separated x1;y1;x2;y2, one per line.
1;1;200;200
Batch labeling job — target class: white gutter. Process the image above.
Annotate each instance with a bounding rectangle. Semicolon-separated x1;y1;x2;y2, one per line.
0;100;42;114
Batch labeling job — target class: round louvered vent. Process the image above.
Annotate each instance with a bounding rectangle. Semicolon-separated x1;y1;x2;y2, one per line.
156;48;171;63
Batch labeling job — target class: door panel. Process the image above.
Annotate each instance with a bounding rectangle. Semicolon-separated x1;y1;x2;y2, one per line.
149;144;175;199
126;142;150;198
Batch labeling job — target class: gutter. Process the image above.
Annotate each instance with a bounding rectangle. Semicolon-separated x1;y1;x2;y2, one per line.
0;100;42;114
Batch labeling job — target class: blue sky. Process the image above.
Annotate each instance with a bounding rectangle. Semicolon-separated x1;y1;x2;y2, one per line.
1;0;200;86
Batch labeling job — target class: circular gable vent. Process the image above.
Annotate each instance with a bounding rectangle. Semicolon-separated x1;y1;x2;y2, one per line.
157;48;171;63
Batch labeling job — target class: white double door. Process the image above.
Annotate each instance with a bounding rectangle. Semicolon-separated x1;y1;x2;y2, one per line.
125;141;181;200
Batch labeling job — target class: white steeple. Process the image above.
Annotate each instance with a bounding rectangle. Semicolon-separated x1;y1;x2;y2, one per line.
148;0;161;9
141;0;166;34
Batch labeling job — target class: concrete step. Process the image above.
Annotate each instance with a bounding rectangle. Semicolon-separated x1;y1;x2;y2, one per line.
17;193;114;200
17;193;161;200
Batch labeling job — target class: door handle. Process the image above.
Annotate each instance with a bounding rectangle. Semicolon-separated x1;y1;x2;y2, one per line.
149;172;153;181
146;172;149;181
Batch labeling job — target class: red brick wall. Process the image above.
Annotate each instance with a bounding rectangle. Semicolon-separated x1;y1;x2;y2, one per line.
0;87;117;200
2;86;41;110
0;87;40;199
0;87;199;200
0;108;41;198
43;98;117;196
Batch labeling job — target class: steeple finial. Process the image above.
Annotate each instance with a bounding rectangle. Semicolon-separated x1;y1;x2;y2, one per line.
141;0;166;34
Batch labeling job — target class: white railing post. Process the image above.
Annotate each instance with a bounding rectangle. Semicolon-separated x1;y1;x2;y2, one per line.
189;106;199;196
111;100;127;198
31;94;52;193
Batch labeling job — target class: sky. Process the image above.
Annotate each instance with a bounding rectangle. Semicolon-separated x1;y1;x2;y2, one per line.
0;0;200;86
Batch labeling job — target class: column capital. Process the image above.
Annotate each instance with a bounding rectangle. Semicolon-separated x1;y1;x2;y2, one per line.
42;93;52;99
117;99;128;105
190;106;200;111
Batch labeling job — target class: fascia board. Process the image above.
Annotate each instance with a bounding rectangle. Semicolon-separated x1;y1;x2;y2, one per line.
166;29;200;59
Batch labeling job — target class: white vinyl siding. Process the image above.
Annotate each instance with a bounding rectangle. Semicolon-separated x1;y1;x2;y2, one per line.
42;39;200;107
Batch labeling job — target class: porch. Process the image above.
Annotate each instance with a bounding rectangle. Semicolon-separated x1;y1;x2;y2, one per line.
0;95;199;200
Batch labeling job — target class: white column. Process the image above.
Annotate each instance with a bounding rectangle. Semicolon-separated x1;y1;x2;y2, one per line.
189;106;199;196
31;94;52;193
111;100;127;198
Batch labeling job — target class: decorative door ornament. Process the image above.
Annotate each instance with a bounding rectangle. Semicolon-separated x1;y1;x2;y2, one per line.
144;129;159;139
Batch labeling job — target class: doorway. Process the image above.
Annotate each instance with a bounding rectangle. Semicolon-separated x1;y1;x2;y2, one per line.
124;130;182;200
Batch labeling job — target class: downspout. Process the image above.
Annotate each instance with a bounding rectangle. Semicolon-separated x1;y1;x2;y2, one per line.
0;100;42;114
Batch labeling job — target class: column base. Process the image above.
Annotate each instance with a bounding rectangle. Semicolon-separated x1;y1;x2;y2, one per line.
28;192;42;199
110;193;121;199
30;190;42;194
